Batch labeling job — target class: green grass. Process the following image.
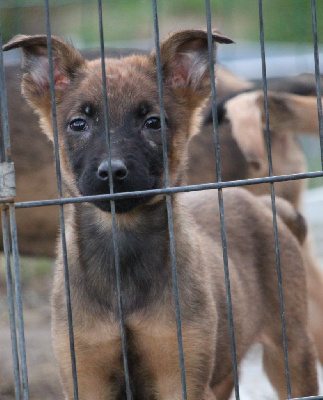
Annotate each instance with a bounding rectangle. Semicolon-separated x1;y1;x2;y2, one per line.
0;254;53;286
1;0;323;45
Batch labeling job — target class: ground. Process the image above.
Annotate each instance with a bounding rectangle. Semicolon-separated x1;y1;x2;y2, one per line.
0;256;62;399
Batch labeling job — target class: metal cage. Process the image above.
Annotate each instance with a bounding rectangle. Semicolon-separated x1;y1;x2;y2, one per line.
1;1;323;399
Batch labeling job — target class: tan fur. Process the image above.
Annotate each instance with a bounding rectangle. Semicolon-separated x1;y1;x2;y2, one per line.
3;31;318;399
189;90;322;208
182;188;318;399
51;197;220;399
215;65;254;98
188;89;323;365
225;91;266;170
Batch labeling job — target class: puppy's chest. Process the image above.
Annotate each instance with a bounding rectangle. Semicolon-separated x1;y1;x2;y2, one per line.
75;224;171;316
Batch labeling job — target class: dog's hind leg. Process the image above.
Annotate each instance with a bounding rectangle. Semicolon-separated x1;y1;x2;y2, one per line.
262;328;318;399
213;372;234;400
203;387;218;400
304;238;323;364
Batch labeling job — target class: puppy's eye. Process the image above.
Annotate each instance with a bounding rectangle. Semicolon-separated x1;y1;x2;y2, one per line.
144;117;161;130
69;118;88;132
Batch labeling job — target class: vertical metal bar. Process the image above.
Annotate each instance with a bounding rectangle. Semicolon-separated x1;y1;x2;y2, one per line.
205;1;240;399
1;208;22;400
43;1;79;398
310;0;323;168
1;19;27;399
97;1;132;398
0;20;11;163
152;1;187;399
97;0;132;396
258;1;291;398
9;204;29;399
0;110;2;163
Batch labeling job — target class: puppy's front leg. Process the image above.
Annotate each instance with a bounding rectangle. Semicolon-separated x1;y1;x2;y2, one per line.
131;320;217;400
53;321;125;400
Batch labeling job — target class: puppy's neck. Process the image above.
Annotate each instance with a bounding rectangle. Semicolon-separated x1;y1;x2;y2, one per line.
70;198;175;316
76;196;170;232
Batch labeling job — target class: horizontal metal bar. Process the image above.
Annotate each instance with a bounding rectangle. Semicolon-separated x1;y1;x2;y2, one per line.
292;396;323;400
12;170;323;209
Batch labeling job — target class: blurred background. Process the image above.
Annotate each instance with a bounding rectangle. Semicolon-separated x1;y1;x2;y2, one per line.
1;0;323;45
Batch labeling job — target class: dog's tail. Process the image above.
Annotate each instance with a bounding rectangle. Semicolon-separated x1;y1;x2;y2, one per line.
259;195;307;244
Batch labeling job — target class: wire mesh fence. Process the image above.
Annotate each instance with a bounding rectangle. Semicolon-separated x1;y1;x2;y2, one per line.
1;1;323;399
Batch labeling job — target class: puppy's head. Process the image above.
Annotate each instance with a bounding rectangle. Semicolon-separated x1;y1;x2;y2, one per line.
216;90;320;175
3;30;232;213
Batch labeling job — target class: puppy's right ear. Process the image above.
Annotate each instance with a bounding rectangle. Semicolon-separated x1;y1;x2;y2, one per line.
3;35;85;110
151;29;233;107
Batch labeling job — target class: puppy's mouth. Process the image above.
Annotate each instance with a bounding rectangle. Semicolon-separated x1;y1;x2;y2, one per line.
79;174;160;213
93;195;155;213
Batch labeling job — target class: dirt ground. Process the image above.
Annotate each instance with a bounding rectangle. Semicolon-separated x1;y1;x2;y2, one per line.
0;256;63;400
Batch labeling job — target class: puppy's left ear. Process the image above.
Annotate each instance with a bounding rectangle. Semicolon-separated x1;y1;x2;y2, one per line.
151;29;233;104
3;35;85;111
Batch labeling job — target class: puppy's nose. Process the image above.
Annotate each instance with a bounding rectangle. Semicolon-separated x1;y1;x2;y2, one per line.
97;159;128;182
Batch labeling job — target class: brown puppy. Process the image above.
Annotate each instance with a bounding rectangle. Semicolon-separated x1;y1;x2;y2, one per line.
188;71;323;190
189;90;322;206
3;31;318;399
0;48;146;257
189;89;323;365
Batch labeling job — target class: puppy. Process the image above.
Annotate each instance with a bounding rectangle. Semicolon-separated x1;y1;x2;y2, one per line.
4;30;318;399
0;48;147;257
189;90;322;206
189;89;323;365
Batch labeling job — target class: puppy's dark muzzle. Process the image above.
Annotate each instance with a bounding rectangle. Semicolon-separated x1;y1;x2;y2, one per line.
93;158;153;213
97;159;128;183
79;151;159;213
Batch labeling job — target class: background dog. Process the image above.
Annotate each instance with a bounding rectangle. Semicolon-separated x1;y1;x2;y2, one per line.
189;88;323;365
4;30;318;399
